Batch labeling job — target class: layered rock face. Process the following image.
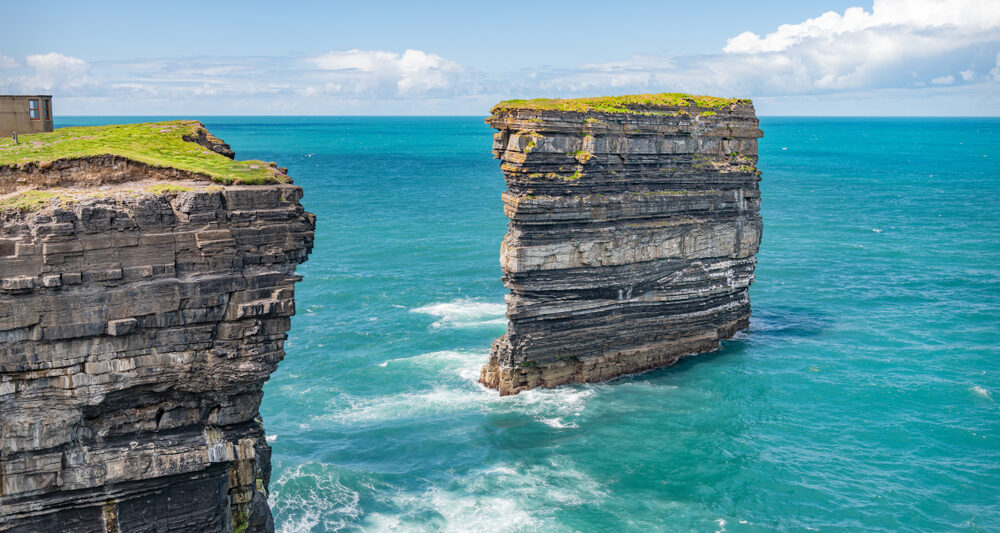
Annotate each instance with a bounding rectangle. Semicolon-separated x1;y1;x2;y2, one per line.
0;175;314;529
481;96;763;395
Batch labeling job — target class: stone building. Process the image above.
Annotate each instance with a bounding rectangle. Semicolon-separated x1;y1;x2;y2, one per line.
0;95;54;137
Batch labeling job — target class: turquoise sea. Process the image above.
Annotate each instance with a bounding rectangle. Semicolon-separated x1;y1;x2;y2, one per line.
60;116;1000;532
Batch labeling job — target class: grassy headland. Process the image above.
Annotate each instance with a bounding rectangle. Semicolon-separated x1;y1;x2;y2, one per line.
0;120;286;185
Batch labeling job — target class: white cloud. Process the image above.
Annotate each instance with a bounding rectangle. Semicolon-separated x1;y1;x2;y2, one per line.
524;0;1000;100
723;0;1000;54
309;49;464;95
0;49;471;110
22;52;93;91
1;2;997;115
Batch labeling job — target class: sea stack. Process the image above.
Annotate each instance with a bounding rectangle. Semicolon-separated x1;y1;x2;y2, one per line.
480;93;763;396
0;122;314;532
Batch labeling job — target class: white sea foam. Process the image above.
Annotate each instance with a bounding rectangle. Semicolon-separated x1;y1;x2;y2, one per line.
366;487;543;532
321;385;491;424
374;350;485;379
307;346;612;454
515;386;596;419
274;348;616;531
319;350;599;427
410;299;506;329
538;417;579;429
266;434;278;443
269;463;362;533
321;382;597;428
971;385;992;400
363;460;602;532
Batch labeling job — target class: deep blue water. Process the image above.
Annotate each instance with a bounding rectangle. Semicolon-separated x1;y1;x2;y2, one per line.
59;116;1000;532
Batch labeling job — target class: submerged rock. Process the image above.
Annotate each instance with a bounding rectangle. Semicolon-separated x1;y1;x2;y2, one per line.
481;94;763;395
0;131;314;531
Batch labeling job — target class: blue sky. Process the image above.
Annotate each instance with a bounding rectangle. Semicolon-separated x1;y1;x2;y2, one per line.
1;0;998;115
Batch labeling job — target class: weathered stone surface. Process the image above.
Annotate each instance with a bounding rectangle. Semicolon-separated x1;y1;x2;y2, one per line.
481;98;763;395
0;181;314;531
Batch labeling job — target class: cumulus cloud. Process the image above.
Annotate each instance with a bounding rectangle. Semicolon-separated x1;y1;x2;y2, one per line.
0;54;18;69
723;0;1000;54
526;0;1000;99
22;52;93;91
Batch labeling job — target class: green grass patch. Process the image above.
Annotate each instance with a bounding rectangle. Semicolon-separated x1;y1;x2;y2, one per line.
0;120;287;185
699;111;717;117
144;184;191;195
233;511;249;533
493;92;750;115
0;190;63;211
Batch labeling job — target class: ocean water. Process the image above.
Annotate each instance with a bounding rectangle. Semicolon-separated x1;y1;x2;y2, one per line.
58;116;1000;532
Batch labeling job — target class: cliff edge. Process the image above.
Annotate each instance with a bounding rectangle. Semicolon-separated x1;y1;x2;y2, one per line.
0;122;314;532
481;93;763;395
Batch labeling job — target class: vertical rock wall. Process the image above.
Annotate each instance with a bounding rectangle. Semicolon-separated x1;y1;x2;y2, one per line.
481;96;763;395
0;183;314;531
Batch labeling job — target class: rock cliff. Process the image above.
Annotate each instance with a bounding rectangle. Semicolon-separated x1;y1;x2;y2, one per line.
0;124;314;532
481;94;763;396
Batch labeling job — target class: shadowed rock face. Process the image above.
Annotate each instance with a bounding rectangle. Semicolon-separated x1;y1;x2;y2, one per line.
0;183;314;531
481;100;763;396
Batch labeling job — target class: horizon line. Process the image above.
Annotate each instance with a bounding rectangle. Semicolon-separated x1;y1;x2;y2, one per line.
55;114;1000;119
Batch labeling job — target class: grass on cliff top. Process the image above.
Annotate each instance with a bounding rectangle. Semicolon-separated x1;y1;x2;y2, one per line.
492;92;751;115
0;120;286;185
0;190;61;211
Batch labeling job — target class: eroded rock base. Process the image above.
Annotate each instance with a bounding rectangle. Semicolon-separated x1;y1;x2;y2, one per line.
481;315;749;396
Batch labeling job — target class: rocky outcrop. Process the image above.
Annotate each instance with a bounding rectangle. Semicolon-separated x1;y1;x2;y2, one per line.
0;168;314;528
182;128;236;160
481;95;763;395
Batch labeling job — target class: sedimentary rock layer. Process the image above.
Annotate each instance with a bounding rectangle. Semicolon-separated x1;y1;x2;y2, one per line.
481;96;763;396
0;176;314;530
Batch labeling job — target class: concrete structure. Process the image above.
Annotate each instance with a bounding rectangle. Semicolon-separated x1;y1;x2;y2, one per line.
0;95;54;137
